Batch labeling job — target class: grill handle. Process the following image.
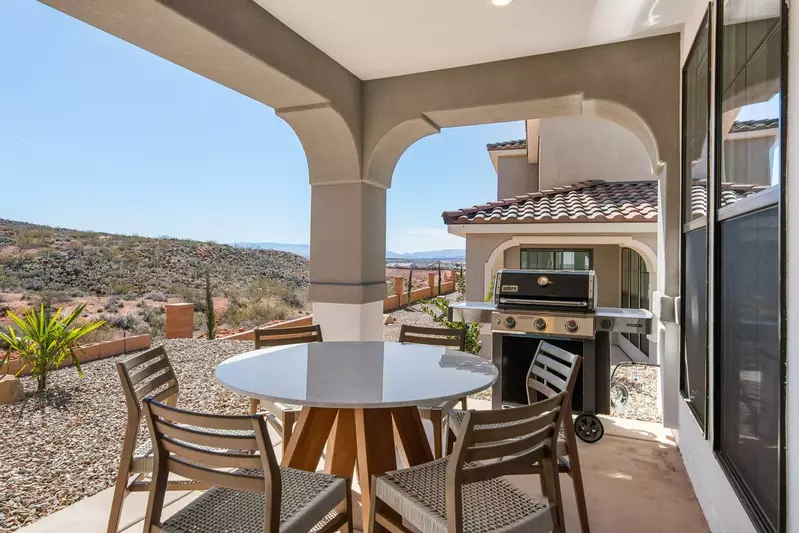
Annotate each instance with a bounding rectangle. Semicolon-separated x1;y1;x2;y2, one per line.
498;297;589;308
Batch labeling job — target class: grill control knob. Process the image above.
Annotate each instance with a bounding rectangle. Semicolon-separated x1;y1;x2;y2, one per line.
533;318;547;331
504;316;516;329
565;319;579;333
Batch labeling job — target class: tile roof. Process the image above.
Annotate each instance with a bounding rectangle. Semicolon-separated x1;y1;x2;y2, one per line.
486;139;527;151
729;118;779;133
443;180;774;225
688;180;771;220
442;181;658;224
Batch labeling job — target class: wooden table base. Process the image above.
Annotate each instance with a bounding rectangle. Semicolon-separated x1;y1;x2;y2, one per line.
282;407;433;532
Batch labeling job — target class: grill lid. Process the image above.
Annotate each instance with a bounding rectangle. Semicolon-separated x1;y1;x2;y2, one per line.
494;269;597;311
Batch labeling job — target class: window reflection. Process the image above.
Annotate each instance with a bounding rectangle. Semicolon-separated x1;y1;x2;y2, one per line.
683;18;709;221
719;2;781;209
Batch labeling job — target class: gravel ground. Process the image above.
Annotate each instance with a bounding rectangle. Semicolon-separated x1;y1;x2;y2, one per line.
0;339;254;532
610;364;661;423
0;308;659;531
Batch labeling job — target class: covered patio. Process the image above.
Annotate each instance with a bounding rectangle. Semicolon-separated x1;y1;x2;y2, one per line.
17;397;707;533
15;1;798;533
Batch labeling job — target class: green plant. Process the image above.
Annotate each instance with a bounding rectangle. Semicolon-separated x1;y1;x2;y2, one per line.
407;265;414;306
0;304;105;391
455;271;466;302
420;297;481;354
205;271;216;340
485;273;495;303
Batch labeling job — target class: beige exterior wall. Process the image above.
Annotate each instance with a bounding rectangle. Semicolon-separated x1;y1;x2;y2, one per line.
496;154;539;199
501;244;621;307
538;115;654;190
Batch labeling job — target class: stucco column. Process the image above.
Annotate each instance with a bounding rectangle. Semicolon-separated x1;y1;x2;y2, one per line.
654;164;680;429
310;182;387;341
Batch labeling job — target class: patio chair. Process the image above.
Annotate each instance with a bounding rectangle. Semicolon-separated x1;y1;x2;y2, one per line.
109;346;248;533
141;398;353;533
399;324;467;459
447;341;590;533
249;324;323;452
369;391;568;533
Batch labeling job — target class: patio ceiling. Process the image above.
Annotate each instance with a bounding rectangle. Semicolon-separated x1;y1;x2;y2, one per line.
252;0;696;79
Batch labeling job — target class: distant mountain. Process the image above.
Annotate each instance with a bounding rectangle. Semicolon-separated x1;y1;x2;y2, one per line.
232;242;310;257
386;249;465;260
233;243;465;261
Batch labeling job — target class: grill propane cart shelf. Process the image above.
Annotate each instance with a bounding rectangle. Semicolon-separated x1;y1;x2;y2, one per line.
449;269;652;443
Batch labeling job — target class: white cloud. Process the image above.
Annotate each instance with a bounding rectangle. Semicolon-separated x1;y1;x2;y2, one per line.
386;226;465;254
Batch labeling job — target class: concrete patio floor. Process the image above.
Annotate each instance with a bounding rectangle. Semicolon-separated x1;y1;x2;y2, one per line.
18;401;708;533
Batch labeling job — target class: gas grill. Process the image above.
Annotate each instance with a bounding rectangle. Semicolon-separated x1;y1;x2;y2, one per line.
492;269;597;339
449;268;653;443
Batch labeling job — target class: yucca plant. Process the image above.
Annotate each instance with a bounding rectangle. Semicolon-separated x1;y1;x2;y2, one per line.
0;304;105;391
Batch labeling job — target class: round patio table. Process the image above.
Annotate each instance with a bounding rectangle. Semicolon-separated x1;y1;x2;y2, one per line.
215;341;497;530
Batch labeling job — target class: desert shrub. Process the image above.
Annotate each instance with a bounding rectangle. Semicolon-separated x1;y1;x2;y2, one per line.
112;282;135;295
104;295;123;312
223;299;290;328
138;303;165;337
36;290;70;314
21;278;43;291
104;312;148;333
143;290;168;302
77;323;117;345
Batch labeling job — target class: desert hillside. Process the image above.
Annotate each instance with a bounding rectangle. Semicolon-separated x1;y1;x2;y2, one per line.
0;219;310;339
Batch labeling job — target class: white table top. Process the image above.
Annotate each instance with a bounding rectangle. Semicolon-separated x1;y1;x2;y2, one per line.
215;341;498;409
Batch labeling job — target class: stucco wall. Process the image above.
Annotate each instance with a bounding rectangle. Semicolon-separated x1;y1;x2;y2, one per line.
502;244;620;307
465;234;510;301
496;154;539;199
538;115;654;190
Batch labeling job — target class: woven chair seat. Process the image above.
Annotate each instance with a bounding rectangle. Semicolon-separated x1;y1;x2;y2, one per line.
374;458;553;533
161;468;347;533
131;427;255;473
417;398;460;412
448;410;568;457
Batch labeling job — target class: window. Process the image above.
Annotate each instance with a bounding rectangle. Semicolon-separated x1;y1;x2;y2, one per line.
620;248;650;356
680;10;710;428
714;0;784;530
519;249;591;271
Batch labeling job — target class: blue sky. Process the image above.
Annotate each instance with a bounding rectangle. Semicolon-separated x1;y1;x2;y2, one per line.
0;0;524;253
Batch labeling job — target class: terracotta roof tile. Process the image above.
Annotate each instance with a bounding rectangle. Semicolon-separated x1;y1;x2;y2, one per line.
442;181;657;225
443;180;773;225
688;180;772;220
486;139;527;151
729;118;779;133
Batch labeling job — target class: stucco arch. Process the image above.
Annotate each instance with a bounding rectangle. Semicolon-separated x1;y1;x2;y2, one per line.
365;92;664;190
481;235;657;299
277;103;362;187
581;99;663;175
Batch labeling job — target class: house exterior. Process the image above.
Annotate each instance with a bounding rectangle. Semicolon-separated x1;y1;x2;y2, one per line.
26;2;797;532
443;119;660;361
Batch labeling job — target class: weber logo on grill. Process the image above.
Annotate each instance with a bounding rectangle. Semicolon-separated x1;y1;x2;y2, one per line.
500;285;519;293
